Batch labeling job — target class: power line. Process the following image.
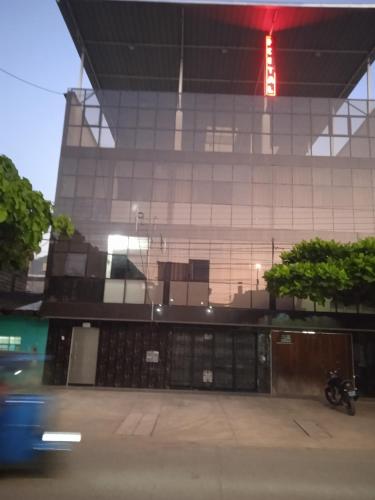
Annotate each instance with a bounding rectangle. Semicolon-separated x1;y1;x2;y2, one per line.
0;66;64;96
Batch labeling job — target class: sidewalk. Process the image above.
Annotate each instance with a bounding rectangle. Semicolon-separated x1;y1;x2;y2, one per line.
52;388;375;450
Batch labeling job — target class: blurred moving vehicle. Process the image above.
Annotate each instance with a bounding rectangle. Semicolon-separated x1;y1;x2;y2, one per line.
0;352;81;470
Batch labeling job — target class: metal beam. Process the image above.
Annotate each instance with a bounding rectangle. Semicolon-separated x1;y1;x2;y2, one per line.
85;40;368;55
97;73;354;87
338;45;375;98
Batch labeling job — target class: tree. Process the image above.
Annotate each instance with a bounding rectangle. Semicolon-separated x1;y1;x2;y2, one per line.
264;238;375;307
0;155;74;271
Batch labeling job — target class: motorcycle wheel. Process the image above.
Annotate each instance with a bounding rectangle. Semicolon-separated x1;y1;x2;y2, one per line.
345;398;356;416
325;387;341;406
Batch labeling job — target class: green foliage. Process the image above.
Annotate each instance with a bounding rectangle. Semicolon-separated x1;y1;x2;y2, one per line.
264;238;375;307
0;155;74;271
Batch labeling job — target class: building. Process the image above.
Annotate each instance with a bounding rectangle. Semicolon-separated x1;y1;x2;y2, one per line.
42;0;375;396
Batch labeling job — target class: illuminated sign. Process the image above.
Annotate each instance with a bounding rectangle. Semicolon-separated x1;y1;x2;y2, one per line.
264;35;276;97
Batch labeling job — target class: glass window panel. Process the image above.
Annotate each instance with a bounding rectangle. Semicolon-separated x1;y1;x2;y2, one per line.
351;138;370;158
194;131;213;152
120;91;138;107
231;205;252;227
101;106;119;128
293;167;311;185
252;206;272;228
136;130;154;149
113;178;132;200
234;95;254;112
312;136;331;156
81;126;99;147
117;129;136;148
155;130;175;150
115;161;133;177
352;169;372;187
169;281;188;305
348;100;367;116
293;207;313;229
313;186;332;207
331;136;350;157
125;280;146;304
252;134;272;154
151;202;168;224
369;118;375;137
273;167;292;185
156;110;176;129
332;168;351;186
371;139;375;158
92;199;111;221
354;210;374;232
138;109;156;128
94;176;111;198
313;208;333;230
312;168;332;186
138;91;157;108
65;253;87;277
272;97;291;113
293;115;311;135
253;184;273;206
233;133;251;153
232;183;251;205
209;283;231;306
191;204;210;225
181;131;194;151
333;209;354;231
312;115;330;135
333;187;353;207
292;97;310;114
172;203;191;224
272;135;291;155
214;132;233;153
174;181;192;203
332;116;348;135
175;163;192;180
350;117;368;136
61;158;78;175
152;180;170;201
273;207;293;229
274;185;292;207
311;99;330;114
145;280;164;304
353;188;373;208
293;135;311;156
293;185;312;207
273;114;292;134
182;110;195;130
187;282;209;306
193;164;212;181
216;94;234;111
60;176;76;197
103;279;125;303
158;92;177;109
233;165;251;182
84;106;100;126
132;179;152;201
212;182;232;204
211;204;231;226
195;111;214;130
215;112;233;129
110;201;131;222
99;128;116;148
66;127;81;146
192;181;212;203
234;114;252;132
253;113;271;133
73;198;92;219
78;159;96;176
69;106;83;126
153;163;170;179
212;164;232;181
76;176;94;197
196;93;215;110
181;93;195;109
118;108;137;128
331;100;348;115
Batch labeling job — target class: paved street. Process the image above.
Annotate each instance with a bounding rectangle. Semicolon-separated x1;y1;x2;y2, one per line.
2;388;375;499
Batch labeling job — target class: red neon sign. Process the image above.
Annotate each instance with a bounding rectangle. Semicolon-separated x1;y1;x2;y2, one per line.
264;35;276;97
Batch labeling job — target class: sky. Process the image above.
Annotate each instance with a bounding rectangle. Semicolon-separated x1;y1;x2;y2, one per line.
0;0;373;202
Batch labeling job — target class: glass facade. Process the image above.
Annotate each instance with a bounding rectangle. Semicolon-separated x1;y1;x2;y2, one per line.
51;89;375;308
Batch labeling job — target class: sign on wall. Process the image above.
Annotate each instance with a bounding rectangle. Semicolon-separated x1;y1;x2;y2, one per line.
264;35;276;97
146;350;159;363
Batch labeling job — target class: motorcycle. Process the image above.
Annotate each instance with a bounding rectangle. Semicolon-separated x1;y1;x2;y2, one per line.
324;369;359;416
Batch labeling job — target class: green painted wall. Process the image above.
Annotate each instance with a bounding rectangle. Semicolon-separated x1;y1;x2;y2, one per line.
0;315;49;386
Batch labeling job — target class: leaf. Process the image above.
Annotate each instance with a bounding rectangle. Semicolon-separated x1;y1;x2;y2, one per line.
0;206;7;223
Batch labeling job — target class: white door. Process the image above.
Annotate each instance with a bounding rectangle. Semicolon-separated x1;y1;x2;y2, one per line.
68;327;99;385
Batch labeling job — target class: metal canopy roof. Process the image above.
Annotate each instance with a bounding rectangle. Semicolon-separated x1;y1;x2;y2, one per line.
58;0;375;97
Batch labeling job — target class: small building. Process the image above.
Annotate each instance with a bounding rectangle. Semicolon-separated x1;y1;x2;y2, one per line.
42;0;375;396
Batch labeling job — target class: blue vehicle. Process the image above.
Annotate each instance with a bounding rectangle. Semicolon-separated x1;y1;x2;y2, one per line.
0;353;80;470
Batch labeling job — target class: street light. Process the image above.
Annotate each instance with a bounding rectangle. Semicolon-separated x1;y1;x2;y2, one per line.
255;263;262;291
